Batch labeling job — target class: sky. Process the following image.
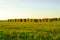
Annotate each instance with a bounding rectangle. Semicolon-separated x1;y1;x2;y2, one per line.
0;0;60;20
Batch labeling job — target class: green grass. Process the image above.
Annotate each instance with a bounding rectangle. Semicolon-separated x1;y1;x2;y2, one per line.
0;21;60;40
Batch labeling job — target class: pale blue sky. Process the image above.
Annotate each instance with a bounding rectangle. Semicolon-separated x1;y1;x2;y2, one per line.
0;0;60;20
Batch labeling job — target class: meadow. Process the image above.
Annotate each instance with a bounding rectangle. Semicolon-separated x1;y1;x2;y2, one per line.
0;21;60;40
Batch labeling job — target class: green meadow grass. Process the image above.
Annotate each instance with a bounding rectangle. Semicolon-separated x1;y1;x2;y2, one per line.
0;21;60;40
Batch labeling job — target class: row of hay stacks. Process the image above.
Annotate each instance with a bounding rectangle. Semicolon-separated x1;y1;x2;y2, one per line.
8;18;52;22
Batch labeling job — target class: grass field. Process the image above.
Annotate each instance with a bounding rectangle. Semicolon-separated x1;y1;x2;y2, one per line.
0;21;60;40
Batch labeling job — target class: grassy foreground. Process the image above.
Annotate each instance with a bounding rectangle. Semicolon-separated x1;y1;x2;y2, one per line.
0;21;60;40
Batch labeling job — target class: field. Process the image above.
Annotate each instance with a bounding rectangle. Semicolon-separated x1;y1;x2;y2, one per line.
0;21;60;40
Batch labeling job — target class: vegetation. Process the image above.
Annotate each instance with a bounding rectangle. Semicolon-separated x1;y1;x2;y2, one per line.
51;17;60;21
0;21;60;40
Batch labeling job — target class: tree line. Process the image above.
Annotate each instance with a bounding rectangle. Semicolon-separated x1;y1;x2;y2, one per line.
50;18;60;21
